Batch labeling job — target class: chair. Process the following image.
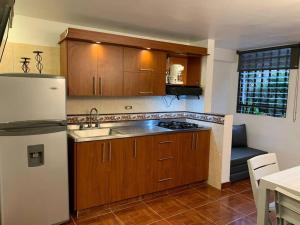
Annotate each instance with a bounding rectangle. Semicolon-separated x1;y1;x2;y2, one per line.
275;187;300;225
230;124;268;182
247;153;280;224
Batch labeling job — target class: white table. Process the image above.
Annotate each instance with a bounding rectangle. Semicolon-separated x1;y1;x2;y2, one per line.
257;165;300;225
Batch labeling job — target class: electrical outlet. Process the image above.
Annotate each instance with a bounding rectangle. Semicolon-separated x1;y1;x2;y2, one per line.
125;105;133;110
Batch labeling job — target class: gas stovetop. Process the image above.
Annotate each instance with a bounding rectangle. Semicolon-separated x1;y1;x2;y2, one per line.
157;121;201;130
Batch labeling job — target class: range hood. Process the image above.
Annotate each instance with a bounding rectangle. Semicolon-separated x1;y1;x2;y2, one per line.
166;84;202;99
0;0;14;62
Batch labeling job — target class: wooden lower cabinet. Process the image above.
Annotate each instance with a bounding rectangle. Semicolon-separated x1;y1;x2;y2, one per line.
72;130;210;211
75;140;110;210
153;134;178;191
177;131;210;185
109;136;155;202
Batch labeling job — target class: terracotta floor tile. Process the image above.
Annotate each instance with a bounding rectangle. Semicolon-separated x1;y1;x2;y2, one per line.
228;217;256;225
145;195;189;218
195;185;235;200
150;220;171;225
172;189;213;208
76;213;122;225
114;202;161;225
226;181;251;193
239;190;255;201
220;194;256;216
75;206;112;223
237;179;251;186
167;210;215;225
142;190;169;202
246;212;257;223
110;199;143;212
195;201;243;225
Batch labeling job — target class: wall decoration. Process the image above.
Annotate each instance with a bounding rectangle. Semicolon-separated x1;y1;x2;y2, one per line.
67;111;225;125
33;50;43;74
20;57;30;73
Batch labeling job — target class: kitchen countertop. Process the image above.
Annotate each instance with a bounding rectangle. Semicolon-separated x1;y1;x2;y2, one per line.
68;119;211;143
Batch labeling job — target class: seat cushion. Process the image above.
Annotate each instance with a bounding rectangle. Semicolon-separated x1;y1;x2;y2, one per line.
232;124;248;147
231;147;268;167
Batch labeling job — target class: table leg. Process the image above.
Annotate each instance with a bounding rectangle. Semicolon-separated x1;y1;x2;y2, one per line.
257;185;271;225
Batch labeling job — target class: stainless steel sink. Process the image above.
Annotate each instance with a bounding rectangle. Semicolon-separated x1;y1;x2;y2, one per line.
73;128;112;138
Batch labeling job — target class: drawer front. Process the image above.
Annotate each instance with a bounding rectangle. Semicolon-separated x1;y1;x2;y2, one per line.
154;134;177;158
153;134;178;191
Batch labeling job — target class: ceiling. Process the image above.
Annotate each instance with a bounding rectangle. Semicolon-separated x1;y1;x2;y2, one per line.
14;0;300;50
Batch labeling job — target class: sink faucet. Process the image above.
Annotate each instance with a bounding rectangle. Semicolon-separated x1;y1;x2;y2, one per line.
89;108;98;128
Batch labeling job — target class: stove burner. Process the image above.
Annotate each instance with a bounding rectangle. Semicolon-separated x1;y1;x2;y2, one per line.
157;121;200;130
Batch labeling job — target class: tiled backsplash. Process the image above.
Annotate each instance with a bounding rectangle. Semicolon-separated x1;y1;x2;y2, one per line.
67;111;225;125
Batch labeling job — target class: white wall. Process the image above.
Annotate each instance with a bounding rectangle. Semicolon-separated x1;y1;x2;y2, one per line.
234;70;300;169
212;47;300;170
6;15;215;114
211;48;238;114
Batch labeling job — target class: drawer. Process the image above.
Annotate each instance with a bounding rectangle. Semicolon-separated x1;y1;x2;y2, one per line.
153;134;178;158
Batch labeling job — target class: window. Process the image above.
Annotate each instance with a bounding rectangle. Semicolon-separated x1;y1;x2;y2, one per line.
237;45;300;118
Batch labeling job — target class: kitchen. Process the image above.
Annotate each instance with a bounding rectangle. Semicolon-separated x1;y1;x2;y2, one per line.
0;1;300;225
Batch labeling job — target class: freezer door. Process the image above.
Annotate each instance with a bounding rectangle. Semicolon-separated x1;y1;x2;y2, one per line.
0;131;69;225
0;75;66;123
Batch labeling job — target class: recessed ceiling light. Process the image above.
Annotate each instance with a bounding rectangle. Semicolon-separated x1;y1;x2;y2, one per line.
96;41;101;44
146;47;151;50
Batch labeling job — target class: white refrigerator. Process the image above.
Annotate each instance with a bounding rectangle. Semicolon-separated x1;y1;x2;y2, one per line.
0;74;69;225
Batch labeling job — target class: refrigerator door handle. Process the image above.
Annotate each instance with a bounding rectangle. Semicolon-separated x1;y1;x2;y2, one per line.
0;120;67;136
0;120;67;130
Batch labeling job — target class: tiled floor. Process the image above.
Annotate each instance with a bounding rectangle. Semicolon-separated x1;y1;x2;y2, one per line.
65;179;270;225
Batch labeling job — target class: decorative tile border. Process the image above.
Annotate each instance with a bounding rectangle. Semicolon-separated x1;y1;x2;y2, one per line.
67;111;225;125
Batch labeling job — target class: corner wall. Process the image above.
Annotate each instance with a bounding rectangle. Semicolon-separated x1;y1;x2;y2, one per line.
212;47;300;170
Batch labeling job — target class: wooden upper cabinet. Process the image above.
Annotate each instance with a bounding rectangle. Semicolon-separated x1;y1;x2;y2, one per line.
187;57;201;86
66;41;98;96
123;47;167;96
62;40;124;97
98;45;123;96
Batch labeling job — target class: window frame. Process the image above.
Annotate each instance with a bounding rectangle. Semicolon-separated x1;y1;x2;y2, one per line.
236;44;300;118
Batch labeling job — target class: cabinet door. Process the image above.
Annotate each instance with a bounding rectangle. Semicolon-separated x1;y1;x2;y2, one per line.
123;48;166;96
177;132;196;185
187;57;201;86
123;71;153;96
153;134;178;191
135;136;156;195
109;138;137;202
98;45;124;96
67;41;98;96
109;136;156;201
194;131;210;181
76;141;110;210
177;131;210;185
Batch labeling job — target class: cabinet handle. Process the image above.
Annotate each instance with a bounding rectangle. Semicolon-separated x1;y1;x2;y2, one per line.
139;68;154;72
93;76;96;95
109;142;112;161
99;77;103;96
102;142;105;162
159;141;173;144
139;91;153;95
158;156;174;161
192;133;195;150
195;133;198;150
158;178;173;182
133;139;137;158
